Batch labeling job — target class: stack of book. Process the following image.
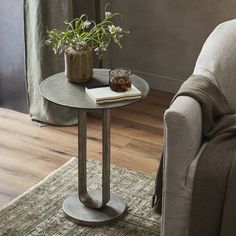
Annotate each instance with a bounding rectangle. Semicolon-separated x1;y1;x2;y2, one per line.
85;85;142;104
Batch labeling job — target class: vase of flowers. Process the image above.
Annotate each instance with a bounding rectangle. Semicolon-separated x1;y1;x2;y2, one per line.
45;4;129;83
64;47;93;82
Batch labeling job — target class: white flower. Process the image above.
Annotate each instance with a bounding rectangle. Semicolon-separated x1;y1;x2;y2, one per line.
108;25;117;34
94;43;107;53
108;25;123;35
83;20;91;29
118;34;123;39
100;42;107;50
99;46;107;52
45;39;51;46
116;26;122;32
113;35;118;43
53;48;57;54
94;42;108;59
105;11;112;18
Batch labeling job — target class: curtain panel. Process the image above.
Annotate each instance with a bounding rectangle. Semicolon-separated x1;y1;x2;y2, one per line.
24;0;78;125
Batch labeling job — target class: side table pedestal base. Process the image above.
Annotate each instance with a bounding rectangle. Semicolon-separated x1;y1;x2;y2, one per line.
63;190;126;226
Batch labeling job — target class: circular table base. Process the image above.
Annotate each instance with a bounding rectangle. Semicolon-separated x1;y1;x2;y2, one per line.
63;191;127;226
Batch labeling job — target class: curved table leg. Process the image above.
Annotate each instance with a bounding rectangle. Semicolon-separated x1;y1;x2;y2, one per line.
63;109;126;225
78;109;110;209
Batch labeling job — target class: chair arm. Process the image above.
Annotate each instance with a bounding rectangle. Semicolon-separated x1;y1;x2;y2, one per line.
163;95;202;189
161;95;203;236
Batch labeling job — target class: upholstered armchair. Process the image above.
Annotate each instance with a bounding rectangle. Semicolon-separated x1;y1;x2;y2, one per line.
161;19;236;236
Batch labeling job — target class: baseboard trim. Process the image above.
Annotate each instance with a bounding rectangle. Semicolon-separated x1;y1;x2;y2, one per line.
133;70;185;93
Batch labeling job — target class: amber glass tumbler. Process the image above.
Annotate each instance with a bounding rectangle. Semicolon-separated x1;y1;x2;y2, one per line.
109;69;132;92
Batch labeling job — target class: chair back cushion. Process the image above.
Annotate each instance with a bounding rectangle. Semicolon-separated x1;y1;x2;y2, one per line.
193;19;236;108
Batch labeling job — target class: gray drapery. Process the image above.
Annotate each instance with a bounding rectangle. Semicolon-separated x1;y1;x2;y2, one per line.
24;0;78;125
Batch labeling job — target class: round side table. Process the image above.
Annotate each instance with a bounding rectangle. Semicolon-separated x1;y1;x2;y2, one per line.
40;68;149;226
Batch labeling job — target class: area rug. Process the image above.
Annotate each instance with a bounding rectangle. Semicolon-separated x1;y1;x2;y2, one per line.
0;157;160;236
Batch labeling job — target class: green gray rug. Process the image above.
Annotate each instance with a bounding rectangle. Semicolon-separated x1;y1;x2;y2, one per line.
0;157;160;236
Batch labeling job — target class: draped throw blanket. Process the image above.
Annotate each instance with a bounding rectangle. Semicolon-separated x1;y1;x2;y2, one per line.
153;75;236;236
24;0;78;125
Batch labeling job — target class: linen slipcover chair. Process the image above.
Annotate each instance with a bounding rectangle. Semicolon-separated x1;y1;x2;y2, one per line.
161;19;236;236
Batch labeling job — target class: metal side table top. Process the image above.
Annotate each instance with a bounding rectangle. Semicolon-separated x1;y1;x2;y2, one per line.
39;68;149;226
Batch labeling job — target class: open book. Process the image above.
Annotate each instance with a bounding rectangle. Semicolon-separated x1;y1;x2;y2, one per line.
85;85;142;104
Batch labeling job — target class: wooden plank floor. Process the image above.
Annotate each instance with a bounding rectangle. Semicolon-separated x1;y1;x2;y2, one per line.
0;89;173;208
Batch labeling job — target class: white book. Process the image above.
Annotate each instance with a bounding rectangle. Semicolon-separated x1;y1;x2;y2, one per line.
85;85;142;104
